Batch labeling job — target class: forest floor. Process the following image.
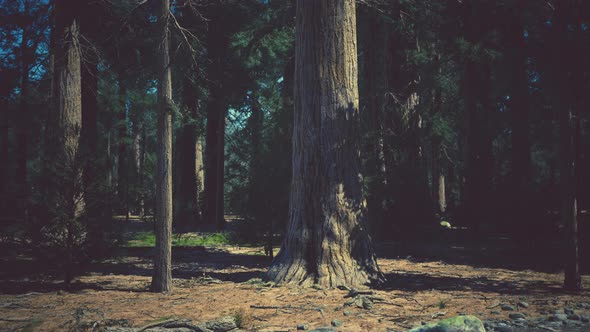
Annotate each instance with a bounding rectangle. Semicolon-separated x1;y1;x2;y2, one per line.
1;219;590;332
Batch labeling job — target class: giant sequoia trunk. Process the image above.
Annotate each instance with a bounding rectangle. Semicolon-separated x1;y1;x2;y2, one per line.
267;0;382;288
151;0;173;293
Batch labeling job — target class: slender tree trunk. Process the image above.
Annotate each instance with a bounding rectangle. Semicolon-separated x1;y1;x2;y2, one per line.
247;99;268;256
204;3;229;229
560;105;581;291
132;121;141;215
460;1;493;230
248;99;262;210
139;126;146;217
552;0;581;292
507;8;531;233
431;80;446;215
52;0;83;287
117;72;128;218
107;130;113;190
151;0;173;293
0;107;7;217
195;135;204;214
80;0;102;255
174;76;201;232
17;13;30;225
362;13;388;234
267;0;382;288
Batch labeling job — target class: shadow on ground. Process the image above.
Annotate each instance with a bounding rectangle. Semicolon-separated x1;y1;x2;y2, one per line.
0;219;587;295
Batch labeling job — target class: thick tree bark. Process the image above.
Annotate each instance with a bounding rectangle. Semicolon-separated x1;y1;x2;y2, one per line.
204;3;229;229
151;0;173;293
267;0;382;288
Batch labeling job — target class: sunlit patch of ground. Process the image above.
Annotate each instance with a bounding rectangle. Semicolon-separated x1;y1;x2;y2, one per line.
1;245;589;331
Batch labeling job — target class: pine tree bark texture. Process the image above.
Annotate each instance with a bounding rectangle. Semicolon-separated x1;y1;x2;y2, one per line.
267;0;382;288
152;0;173;293
54;0;82;163
52;0;83;286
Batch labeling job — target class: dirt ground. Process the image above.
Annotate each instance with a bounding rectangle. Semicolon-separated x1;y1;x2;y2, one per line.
1;240;590;332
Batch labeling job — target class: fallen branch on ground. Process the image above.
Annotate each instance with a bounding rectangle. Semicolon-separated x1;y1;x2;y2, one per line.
137;318;183;332
0;318;34;322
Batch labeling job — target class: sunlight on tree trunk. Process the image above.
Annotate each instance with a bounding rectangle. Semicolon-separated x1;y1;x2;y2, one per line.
151;0;173;293
268;0;382;288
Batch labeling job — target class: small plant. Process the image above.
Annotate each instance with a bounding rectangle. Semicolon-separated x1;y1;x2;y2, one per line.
244;277;264;284
438;298;449;309
231;308;252;329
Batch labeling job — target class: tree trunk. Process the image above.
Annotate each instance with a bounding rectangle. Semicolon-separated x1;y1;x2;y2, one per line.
204;3;229;229
16;1;31;224
460;1;493;230
195;135;204;213
132;121;141;215
80;0;102;255
560;105;581;292
117;72;128;218
507;7;531;233
151;0;173;293
52;0;83;287
174;76;201;232
0;107;7;217
267;0;382;288
139;126;146;217
553;0;581;292
362;12;388;234
431;81;446;215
